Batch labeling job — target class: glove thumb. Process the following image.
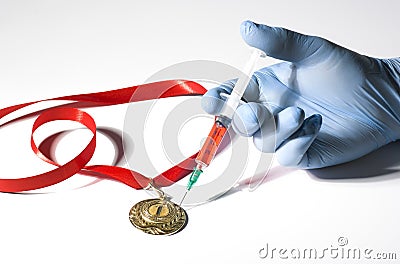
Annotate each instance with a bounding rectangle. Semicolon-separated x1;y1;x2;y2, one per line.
240;20;329;63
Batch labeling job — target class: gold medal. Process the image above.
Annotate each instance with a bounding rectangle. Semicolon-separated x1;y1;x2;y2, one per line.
129;198;187;235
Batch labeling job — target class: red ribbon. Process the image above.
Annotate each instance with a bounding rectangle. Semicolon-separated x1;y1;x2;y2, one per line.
0;80;207;192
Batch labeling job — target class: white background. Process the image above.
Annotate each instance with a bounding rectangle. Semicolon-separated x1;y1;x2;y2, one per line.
0;0;399;263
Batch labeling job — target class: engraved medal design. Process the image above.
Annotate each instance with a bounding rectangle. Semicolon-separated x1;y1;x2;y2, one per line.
129;198;187;235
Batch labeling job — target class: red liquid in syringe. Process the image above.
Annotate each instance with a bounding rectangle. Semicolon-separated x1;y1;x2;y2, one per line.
196;121;227;167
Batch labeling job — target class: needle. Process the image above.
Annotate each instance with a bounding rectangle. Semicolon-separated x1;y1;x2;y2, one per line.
179;190;188;206
179;168;202;206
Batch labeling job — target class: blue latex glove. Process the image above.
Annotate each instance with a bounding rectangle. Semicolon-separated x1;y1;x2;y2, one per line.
202;21;400;169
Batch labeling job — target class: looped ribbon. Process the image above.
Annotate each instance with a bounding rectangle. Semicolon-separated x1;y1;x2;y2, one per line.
0;80;206;193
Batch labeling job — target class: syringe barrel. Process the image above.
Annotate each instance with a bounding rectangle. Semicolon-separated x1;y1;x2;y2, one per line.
182;48;265;197
218;48;265;120
195;120;228;168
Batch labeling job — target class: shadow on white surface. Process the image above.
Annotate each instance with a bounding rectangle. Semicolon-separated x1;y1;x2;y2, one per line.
308;141;400;182
219;141;400;200
217;165;297;199
12;126;132;194
38;126;129;167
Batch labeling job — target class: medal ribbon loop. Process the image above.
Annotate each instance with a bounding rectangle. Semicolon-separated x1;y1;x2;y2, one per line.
0;80;206;193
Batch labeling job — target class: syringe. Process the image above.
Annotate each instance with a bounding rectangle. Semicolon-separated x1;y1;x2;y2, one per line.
179;48;265;205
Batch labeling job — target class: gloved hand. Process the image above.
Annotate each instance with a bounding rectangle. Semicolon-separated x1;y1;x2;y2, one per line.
202;20;400;169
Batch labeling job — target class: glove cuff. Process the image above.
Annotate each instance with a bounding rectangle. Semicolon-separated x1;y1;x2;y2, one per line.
381;57;400;94
375;58;400;140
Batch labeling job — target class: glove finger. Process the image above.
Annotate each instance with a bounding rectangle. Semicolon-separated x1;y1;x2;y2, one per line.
201;80;234;115
252;106;304;152
240;20;330;64
274;106;305;147
231;102;273;137
201;75;263;115
276;114;322;167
